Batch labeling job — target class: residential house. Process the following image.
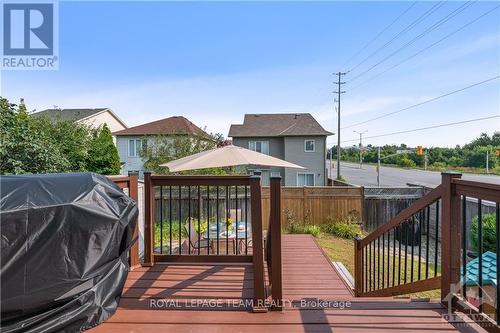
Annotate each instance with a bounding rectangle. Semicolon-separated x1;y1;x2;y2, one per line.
228;113;332;186
32;108;128;133
113;116;209;177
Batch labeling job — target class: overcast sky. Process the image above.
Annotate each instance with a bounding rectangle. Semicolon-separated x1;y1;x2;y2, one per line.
2;1;499;148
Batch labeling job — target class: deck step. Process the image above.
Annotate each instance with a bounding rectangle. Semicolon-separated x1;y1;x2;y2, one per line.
332;261;354;291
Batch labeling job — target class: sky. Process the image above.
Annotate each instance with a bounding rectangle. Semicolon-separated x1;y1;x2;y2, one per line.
1;0;499;148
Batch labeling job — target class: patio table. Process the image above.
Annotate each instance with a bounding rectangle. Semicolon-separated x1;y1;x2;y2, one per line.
203;221;251;254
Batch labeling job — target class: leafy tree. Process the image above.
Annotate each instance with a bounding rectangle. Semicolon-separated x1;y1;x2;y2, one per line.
337;132;499;173
1;96;124;175
36;114;92;171
465;132;500;149
139;133;229;175
397;155;416;168
86;125;121;175
0;97;69;174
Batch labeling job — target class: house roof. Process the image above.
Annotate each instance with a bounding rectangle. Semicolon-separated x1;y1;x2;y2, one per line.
113;116;208;137
33;108;107;121
32;108;128;128
463;251;497;287
228;113;333;138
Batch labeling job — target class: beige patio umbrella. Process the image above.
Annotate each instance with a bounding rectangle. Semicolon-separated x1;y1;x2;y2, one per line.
161;145;305;172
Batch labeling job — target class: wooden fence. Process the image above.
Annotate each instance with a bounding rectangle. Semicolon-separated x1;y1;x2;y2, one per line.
261;186;364;230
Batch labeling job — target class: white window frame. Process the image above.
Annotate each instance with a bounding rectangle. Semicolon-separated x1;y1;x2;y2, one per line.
304;139;315;152
248;140;269;155
128;139;145;157
297;172;315;186
270;171;281;177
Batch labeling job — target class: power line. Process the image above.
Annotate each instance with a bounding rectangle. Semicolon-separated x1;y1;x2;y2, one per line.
341;115;500;143
342;75;500;129
349;1;474;82
341;1;417;69
349;4;500;92
348;1;445;73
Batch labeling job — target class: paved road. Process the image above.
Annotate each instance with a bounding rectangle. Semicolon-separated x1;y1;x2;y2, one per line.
327;161;500;187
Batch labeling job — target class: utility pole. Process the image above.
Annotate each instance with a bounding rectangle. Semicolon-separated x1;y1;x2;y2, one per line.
377;146;381;187
334;72;346;180
353;130;368;169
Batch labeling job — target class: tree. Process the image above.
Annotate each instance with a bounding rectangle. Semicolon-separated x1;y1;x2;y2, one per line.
36;114;92;171
86;125;121;175
1;96;123;175
139;133;227;175
0;97;69;174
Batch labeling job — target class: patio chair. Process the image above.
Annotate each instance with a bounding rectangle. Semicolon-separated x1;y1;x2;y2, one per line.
185;218;211;254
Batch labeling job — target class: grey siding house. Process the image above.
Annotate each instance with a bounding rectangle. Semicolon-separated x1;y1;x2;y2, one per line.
228;114;332;186
113;116;209;177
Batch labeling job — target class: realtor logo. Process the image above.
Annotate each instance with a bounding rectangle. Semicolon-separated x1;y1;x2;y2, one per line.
1;1;58;70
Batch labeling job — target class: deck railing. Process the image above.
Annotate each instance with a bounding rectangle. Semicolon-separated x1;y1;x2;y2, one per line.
266;176;283;310
142;173;267;311
354;172;500;331
109;172;140;269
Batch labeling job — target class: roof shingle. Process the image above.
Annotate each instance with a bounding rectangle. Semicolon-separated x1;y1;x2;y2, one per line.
228;113;332;137
113;116;208;137
32;108;108;122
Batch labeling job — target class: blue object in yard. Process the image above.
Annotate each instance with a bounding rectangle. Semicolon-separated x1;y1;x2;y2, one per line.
463;251;497;287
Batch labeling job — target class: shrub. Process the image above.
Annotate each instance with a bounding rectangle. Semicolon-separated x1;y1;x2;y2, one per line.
322;222;360;239
398;156;416;168
303;225;321;237
286;222;321;237
470;213;496;254
431;162;447;169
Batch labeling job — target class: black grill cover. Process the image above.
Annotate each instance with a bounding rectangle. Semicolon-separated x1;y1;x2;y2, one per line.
0;173;138;332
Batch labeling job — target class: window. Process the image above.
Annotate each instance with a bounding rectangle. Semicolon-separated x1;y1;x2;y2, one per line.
297;173;315;186
304;139;315;152
128;139;146;157
248;141;269;155
270;171;281;177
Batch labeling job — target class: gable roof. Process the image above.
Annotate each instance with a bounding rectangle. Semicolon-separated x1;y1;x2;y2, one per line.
113;116;208;137
228;113;333;138
32;108;128;128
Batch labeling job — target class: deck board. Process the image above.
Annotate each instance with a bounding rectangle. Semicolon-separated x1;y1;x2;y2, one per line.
90;234;486;333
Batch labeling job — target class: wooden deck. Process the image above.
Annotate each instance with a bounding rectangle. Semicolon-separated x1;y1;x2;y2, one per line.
90;235;486;333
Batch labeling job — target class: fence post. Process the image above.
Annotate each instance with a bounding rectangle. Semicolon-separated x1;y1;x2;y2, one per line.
354;236;363;296
360;186;366;228
128;171;140;270
270;176;283;310
440;172;462;304
143;171;154;267
250;175;267;312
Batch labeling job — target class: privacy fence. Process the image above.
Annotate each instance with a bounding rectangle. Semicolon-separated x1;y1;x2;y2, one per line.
262;186;363;229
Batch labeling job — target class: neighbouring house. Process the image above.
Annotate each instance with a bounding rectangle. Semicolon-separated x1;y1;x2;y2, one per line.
113;116;209;177
228;113;333;186
32;108;128;133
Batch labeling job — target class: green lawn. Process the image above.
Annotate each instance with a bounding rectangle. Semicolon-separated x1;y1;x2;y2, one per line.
316;234;441;299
